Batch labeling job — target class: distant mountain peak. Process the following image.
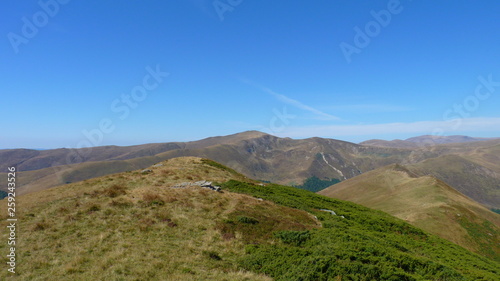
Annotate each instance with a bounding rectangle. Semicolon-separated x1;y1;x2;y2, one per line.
360;135;496;148
404;135;489;144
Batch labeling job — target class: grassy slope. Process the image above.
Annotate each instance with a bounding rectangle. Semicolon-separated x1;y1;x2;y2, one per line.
0;157;320;280
221;180;500;280
409;154;500;208
1;157;499;280
318;164;500;261
466;142;500;172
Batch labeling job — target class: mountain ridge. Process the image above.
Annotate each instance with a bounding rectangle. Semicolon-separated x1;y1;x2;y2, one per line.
2;131;500;208
361;135;498;148
318;163;500;261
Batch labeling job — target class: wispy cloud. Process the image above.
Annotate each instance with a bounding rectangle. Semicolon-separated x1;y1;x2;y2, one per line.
271;117;500;138
324;104;413;113
239;78;339;120
264;88;340;120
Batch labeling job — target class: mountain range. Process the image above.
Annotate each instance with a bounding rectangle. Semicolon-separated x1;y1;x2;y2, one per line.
2;131;499;209
360;135;497;148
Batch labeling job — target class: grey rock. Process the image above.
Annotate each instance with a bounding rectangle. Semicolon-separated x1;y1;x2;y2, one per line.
171;180;221;192
195;180;212;187
320;209;338;216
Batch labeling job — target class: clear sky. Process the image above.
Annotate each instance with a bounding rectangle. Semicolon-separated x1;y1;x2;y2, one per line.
2;0;500;149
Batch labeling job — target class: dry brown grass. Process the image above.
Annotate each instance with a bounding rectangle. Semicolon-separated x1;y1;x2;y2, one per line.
102;184;127;198
0;157;289;280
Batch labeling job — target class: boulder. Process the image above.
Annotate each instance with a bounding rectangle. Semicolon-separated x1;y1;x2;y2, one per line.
171;180;221;192
320;209;337;216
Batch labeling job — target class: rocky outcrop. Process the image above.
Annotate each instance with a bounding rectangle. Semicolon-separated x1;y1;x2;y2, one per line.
172;180;221;192
320;209;345;218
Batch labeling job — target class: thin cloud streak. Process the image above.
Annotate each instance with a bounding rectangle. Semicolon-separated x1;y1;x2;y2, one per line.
263;87;339;120
273;117;500;138
324;104;413;113
239;77;339;120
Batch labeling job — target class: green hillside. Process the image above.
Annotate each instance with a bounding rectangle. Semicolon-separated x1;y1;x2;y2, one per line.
319;164;500;261
222;180;500;280
1;157;498;280
293;176;341;192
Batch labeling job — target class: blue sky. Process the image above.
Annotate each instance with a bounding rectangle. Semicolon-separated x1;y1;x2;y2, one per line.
2;0;500;149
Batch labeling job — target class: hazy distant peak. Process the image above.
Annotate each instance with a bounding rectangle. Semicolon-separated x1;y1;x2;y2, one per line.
360;135;495;148
404;135;489;144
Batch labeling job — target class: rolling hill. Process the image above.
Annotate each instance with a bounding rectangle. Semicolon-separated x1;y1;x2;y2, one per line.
409;154;500;208
318;164;500;261
1;157;499;280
